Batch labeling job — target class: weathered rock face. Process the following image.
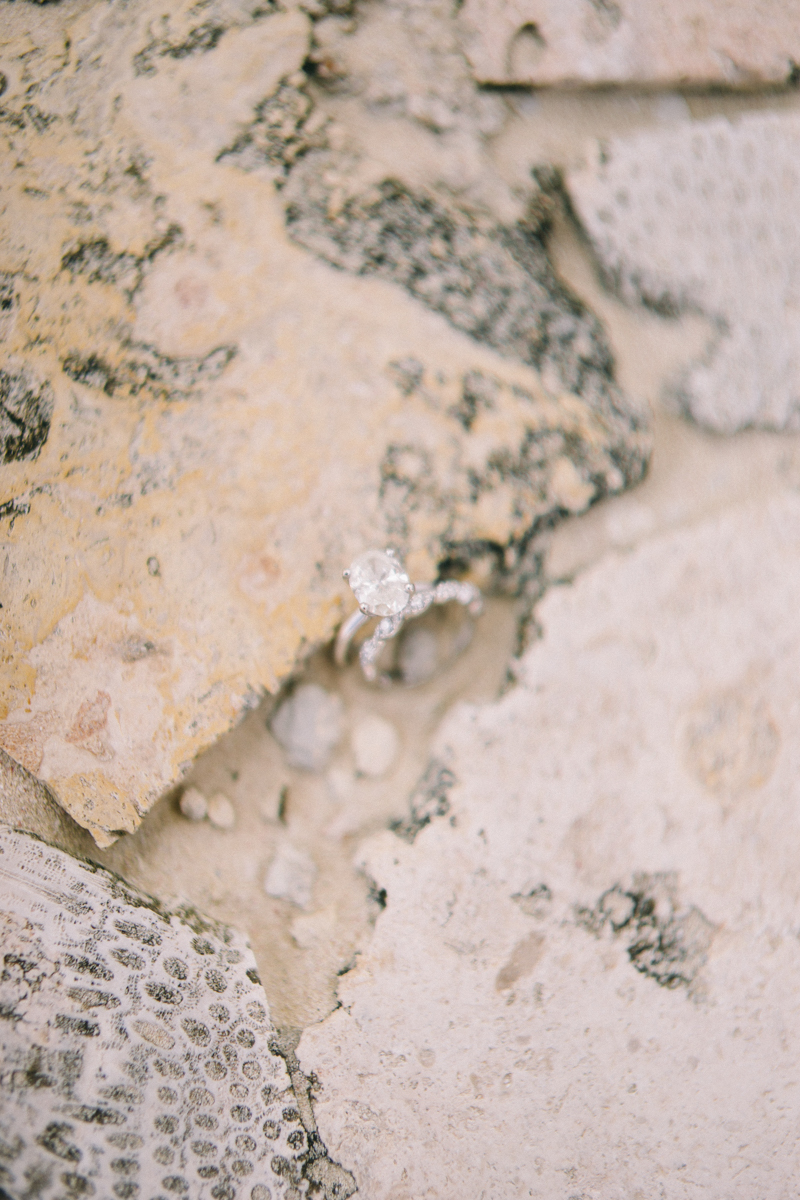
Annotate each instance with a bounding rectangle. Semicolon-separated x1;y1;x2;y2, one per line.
299;490;800;1197
458;0;800;87
0;0;647;845
283;158;619;405
0;822;356;1199
568;111;800;433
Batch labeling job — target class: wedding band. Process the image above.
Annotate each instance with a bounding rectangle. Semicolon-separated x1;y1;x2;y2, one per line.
334;548;482;683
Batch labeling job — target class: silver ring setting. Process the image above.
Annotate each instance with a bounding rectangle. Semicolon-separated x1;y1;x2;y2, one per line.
335;548;483;683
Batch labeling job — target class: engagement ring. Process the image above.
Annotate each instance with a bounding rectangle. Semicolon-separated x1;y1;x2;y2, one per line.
334;548;483;683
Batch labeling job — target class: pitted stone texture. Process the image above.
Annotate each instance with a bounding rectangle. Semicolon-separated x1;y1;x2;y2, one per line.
458;0;800;87
569;112;800;433
0;0;645;845
0;823;354;1199
300;491;800;1197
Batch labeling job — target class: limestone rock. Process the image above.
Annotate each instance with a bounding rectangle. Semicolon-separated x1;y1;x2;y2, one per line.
458;0;800;87
299;490;800;1196
0;822;355;1199
0;0;647;845
568;111;800;432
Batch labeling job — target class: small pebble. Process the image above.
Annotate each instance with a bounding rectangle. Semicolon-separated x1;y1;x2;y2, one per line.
351;715;399;778
263;844;317;909
179;786;208;822
207;792;236;830
270;683;344;771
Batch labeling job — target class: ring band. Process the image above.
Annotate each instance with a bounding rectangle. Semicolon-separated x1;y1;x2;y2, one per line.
335;550;482;683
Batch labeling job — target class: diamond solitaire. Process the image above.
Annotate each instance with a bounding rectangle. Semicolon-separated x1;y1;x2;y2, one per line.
336;547;483;683
344;549;413;617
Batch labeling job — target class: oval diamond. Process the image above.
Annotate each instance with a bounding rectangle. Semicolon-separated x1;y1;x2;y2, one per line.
346;550;411;617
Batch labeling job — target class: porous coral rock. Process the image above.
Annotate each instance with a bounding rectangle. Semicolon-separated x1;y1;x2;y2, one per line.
299;490;800;1197
568;111;800;432
0;822;355;1199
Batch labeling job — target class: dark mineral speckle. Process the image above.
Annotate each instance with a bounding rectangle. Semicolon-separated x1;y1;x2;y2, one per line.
0;370;54;465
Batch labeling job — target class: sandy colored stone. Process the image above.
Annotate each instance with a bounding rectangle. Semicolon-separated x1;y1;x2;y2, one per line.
568;111;800;433
299;489;800;1197
0;821;355;1199
458;0;800;87
207;790;236;829
0;0;647;844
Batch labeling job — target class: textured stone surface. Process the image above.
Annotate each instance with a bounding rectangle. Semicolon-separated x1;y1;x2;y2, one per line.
568;111;800;433
458;0;800;87
299;490;800;1197
0;822;355;1199
0;0;647;845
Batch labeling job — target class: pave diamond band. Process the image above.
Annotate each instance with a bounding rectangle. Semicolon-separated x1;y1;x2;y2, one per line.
335;549;483;683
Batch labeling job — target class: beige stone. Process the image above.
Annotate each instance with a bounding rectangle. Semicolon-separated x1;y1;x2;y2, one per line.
458;0;800;87
0;0;646;845
300;489;800;1197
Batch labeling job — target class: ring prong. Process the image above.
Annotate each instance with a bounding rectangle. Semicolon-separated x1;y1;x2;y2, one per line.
385;547;395;557
342;569;350;579
406;582;414;593
359;604;370;615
